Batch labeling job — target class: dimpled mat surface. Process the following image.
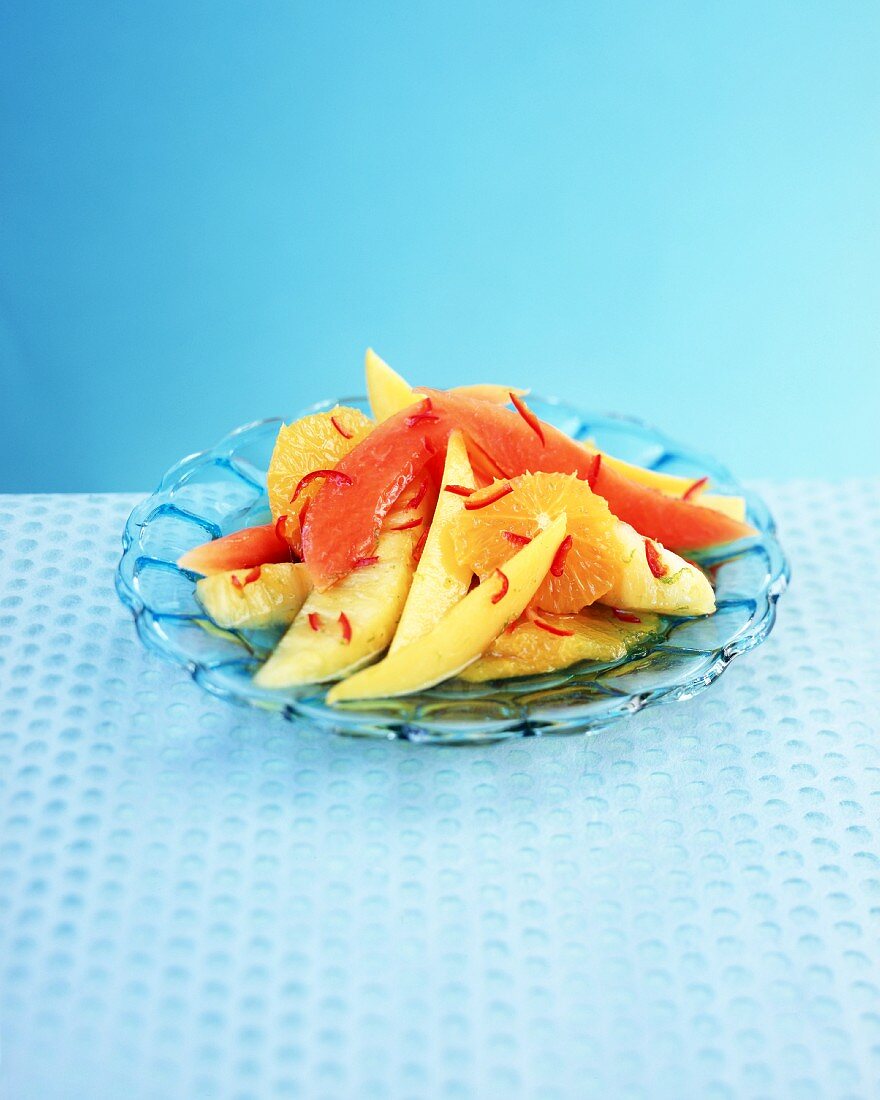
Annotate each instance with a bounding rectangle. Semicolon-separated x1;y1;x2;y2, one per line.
0;484;878;1100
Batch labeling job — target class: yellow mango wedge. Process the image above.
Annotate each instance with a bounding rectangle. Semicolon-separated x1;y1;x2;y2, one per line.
365;348;420;421
254;527;422;689
602;522;715;617
196;563;313;630
599;453;746;522
461;605;664;682
365;349;527;420
390;430;476;652
327;515;568;702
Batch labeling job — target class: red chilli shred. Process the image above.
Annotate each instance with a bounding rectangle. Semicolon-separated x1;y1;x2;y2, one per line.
502;530;532;548
275;514;289;542
308;612;322;631
644;538;668;578
352;555;380;568
231;566;262;591
405;411;440;428
531;615;575;637
412;527;429;564
463;483;513;511
406;479;429;510
491;569;510;605
683;475;709;501
549;535;573;578
612;608;642;624
444;484;475;498
510;393;545;445
291;469;353;503
338;611;352;644
587;452;602;490
386;515;423;532
330;415;353;440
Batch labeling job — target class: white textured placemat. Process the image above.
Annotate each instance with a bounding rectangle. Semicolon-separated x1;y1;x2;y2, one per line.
0;484;878;1099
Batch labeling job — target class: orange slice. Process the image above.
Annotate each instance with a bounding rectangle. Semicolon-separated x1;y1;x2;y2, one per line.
451;471;619;614
266;406;373;549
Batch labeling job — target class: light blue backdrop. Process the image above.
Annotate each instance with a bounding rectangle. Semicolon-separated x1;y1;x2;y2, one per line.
1;2;878;492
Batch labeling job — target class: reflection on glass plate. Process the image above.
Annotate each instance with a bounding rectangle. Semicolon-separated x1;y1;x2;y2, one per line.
116;396;789;744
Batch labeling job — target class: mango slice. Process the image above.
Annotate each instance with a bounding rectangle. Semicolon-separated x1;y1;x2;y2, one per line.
390;430;476;651
365;348;420;421
326;515;567;702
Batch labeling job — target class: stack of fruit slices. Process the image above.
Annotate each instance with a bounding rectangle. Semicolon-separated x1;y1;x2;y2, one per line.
177;350;754;702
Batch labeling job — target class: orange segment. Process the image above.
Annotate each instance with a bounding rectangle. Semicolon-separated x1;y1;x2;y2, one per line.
451;472;619;614
266;406;373;547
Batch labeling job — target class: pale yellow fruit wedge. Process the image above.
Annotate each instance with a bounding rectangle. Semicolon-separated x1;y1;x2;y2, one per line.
698;494;747;523
254;528;421;688
196;564;313;630
599;453;746;522
327;515;568;702
366;349;527;419
390;430;476;652
461;605;663;682
365;348;420;421
602;522;715;617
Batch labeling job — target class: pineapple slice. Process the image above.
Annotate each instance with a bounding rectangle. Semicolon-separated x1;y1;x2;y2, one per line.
603;522;715;616
327;516;567;702
461;605;663;682
196;563;312;630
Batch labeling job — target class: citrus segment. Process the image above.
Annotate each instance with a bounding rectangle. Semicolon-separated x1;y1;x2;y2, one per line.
452;472;619;614
460;605;664;682
266;406;372;531
301;409;438;589
418;389;754;549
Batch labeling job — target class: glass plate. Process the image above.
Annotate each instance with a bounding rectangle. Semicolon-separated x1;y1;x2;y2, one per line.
116;396;789;744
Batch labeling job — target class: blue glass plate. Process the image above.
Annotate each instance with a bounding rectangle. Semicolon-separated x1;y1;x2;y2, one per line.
116;396;789;743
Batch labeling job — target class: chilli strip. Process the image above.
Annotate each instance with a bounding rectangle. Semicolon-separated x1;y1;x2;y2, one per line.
405;479;429;510
683;475;709;501
510;392;545;445
530;614;575;638
231;565;262;591
587;452;602;490
291;469;353;503
330;415;353;440
502;530;532;548
352;555;380;569
463;483;513;511
405;397;439;429
612;608;642;624
444;484;475;498
549;534;573;578
308;612;322;631
644;538;668;578
490;569;509;605
338;611;352;644
412;527;429;564
386;515;423;532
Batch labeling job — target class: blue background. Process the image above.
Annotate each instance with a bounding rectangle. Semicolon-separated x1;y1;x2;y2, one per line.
1;2;878;493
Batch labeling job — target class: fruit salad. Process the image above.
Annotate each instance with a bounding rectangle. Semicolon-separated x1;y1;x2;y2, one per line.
177;350;754;702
